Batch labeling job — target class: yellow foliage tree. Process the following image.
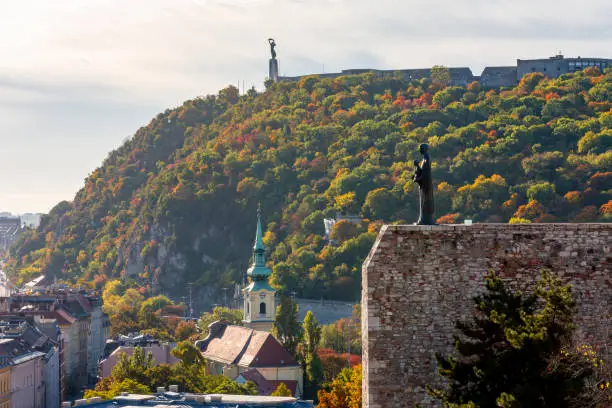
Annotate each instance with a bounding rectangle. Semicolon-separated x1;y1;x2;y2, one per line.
271;382;292;397
317;364;362;408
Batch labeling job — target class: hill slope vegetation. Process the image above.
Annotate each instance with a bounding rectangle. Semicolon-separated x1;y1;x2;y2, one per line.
7;68;612;302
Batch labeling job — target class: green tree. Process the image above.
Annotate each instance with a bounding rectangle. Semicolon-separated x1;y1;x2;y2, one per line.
431;65;451;86
362;188;397;220
302;311;324;397
174;320;197;341
84;378;150;400
302;310;322;357
272;295;303;356
112;347;155;385
271;382;293;397
428;271;600;407
198;307;243;337
171;340;205;366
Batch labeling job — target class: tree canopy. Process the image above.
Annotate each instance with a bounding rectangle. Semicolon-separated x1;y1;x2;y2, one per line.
428;271;611;408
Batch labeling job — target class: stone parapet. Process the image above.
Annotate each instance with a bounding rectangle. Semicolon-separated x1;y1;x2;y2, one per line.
362;223;611;407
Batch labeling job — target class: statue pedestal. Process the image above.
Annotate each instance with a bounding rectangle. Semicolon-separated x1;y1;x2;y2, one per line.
363;223;612;407
269;58;279;82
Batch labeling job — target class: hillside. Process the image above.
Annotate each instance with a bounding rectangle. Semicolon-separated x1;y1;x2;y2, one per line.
6;68;612;302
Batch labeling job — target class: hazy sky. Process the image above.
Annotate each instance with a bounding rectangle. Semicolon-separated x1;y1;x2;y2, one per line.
0;0;610;214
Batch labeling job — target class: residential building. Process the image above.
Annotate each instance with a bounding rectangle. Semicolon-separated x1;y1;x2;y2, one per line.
196;321;303;396
88;296;110;383
0;289;109;398
42;336;60;408
0;336;45;408
0;363;9;408
33;316;63;405
0;317;60;408
99;334;178;378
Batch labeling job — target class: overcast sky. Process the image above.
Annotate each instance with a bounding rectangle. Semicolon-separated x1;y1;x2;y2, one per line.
0;0;610;214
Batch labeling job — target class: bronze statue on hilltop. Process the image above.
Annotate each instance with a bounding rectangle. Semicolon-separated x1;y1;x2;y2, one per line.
268;38;277;59
413;143;435;225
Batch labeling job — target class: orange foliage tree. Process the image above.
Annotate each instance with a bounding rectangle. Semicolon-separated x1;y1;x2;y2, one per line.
317;364;362;408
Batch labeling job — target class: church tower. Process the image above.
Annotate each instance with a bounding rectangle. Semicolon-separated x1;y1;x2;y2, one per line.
242;207;276;332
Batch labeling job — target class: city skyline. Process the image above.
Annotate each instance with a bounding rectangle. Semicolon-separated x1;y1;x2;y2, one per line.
0;0;610;213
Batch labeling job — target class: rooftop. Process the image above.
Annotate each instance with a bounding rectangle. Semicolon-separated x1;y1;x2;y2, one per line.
198;322;298;368
66;393;313;407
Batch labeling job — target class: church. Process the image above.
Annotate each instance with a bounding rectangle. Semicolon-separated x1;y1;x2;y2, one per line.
196;209;303;396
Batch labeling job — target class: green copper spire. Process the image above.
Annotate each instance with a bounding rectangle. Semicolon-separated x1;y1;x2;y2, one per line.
247;205;271;280
254;205;265;252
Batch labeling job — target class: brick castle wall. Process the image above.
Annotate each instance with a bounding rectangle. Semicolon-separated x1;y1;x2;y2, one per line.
362;223;611;407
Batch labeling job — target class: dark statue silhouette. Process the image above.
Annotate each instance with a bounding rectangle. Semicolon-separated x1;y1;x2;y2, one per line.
268;38;276;59
413;143;435;225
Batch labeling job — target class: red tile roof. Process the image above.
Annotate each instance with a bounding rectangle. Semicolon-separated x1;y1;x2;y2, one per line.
238;332;298;367
200;324;298;368
201;326;252;365
238;369;297;396
238;369;274;395
0;310;76;326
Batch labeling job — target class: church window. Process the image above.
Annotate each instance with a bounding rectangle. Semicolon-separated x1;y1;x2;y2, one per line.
259;302;266;315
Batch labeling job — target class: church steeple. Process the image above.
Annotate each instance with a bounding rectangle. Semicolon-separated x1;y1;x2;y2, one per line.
243;205;275;332
247;205;271;280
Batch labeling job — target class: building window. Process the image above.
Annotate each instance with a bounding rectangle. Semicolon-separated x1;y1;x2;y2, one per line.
259;302;266;315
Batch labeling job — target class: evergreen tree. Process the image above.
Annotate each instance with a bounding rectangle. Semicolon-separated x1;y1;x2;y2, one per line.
272;295;302;356
302;310;324;398
303;310;322;357
428;270;599;407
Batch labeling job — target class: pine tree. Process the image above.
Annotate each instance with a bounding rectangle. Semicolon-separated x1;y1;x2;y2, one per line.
428;271;598;407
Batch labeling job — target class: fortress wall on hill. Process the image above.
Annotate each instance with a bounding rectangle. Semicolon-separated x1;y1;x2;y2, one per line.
362;223;611;407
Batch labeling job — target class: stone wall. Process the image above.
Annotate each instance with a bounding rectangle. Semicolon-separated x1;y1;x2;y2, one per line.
362;223;611;408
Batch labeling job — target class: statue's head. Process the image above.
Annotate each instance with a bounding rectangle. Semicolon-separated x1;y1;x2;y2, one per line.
419;143;429;154
268;38;276;46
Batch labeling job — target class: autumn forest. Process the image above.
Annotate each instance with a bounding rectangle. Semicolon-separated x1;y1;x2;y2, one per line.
6;67;612;303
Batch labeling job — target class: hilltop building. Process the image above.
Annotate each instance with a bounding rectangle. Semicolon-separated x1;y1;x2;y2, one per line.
517;54;611;79
278;54;611;88
242;208;275;333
